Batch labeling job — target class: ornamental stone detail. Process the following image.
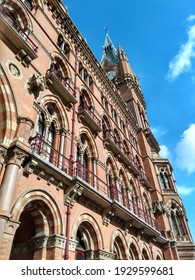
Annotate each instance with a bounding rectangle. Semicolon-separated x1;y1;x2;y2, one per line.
8;148;27;167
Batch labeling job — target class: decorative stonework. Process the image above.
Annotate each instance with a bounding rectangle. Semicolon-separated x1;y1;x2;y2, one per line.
47;234;66;249
7;62;22;79
102;206;115;226
32;235;48;249
94;249;115;260
4;219;20;236
8;148;27;167
0;146;7;165
23;159;38;175
27;73;45;99
64;183;84;207
152;200;172;215
17;116;34;129
124;220;133;235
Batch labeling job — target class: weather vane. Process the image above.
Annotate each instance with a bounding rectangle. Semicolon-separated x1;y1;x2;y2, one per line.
104;27;109;34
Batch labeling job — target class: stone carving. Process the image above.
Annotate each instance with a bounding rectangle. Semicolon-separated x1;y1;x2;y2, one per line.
64;183;84;207
47;234;66;249
9;63;21;78
152;200;172;215
94;249;115;260
23;159;38;175
8;148;26;167
102;206;115;226
27;73;45;99
0;146;7;165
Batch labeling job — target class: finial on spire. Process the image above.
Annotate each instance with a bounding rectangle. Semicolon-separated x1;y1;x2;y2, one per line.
104;27;109;34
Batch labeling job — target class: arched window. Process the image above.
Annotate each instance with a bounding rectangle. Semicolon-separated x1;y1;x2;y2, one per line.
171;211;186;237
83;151;89;181
36;113;45;137
57;35;70;55
129;243;139;260
164;173;171;189
22;0;33;10
76;229;86;260
142;248;149;260
47;122;55;145
159;170;172;190
159;172;166;189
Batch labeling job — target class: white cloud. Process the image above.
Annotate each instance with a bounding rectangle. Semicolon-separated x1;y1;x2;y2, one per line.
177;185;195;196
151;126;167;139
159;145;170;159
175;124;195;174
187;14;195;22
167;16;195;81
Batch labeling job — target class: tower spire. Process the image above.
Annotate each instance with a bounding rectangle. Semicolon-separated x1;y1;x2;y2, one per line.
101;31;118;68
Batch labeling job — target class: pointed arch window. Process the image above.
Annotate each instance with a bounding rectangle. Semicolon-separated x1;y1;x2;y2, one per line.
159;170;172;190
83;151;89;181
36;113;45;137
57;35;70;55
47;122;55;145
171;211;186;237
22;0;33;10
159;172;166;189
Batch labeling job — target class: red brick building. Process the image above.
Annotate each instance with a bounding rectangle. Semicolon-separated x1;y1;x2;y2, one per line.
0;0;194;260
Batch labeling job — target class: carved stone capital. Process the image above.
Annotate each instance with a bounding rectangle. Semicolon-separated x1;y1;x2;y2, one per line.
0;146;7;165
85;249;94;260
32;235;48;249
4;219;20;236
8;148;27;167
94;249;115;260
47;234;66;249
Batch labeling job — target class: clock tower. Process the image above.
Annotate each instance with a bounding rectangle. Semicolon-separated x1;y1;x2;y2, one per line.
101;32;118;79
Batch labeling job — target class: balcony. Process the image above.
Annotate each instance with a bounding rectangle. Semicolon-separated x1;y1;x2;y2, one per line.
109;186;161;232
78;104;102;133
139;172;153;189
0;4;38;63
73;160;164;237
29;133;72;179
29;136;165;239
103;131;140;175
45;68;77;108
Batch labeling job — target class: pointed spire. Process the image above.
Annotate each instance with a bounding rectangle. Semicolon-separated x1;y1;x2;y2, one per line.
117;43;135;77
117;43;128;61
101;32;118;66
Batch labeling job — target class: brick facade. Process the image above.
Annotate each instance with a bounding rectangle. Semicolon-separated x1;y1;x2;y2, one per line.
0;0;194;260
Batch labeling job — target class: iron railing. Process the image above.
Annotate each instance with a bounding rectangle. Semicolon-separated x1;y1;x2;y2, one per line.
29;133;72;176
46;68;76;97
78;103;101;127
103;131;140;170
29;134;162;233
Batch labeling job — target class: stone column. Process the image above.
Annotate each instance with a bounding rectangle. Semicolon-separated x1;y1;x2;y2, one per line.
87;157;92;184
92;157;97;188
0;148;26;246
58;129;66;169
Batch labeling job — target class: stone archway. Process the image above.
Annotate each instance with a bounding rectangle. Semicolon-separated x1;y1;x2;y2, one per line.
9;190;64;260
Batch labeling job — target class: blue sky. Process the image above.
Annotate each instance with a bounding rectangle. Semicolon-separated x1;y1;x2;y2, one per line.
63;0;195;240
